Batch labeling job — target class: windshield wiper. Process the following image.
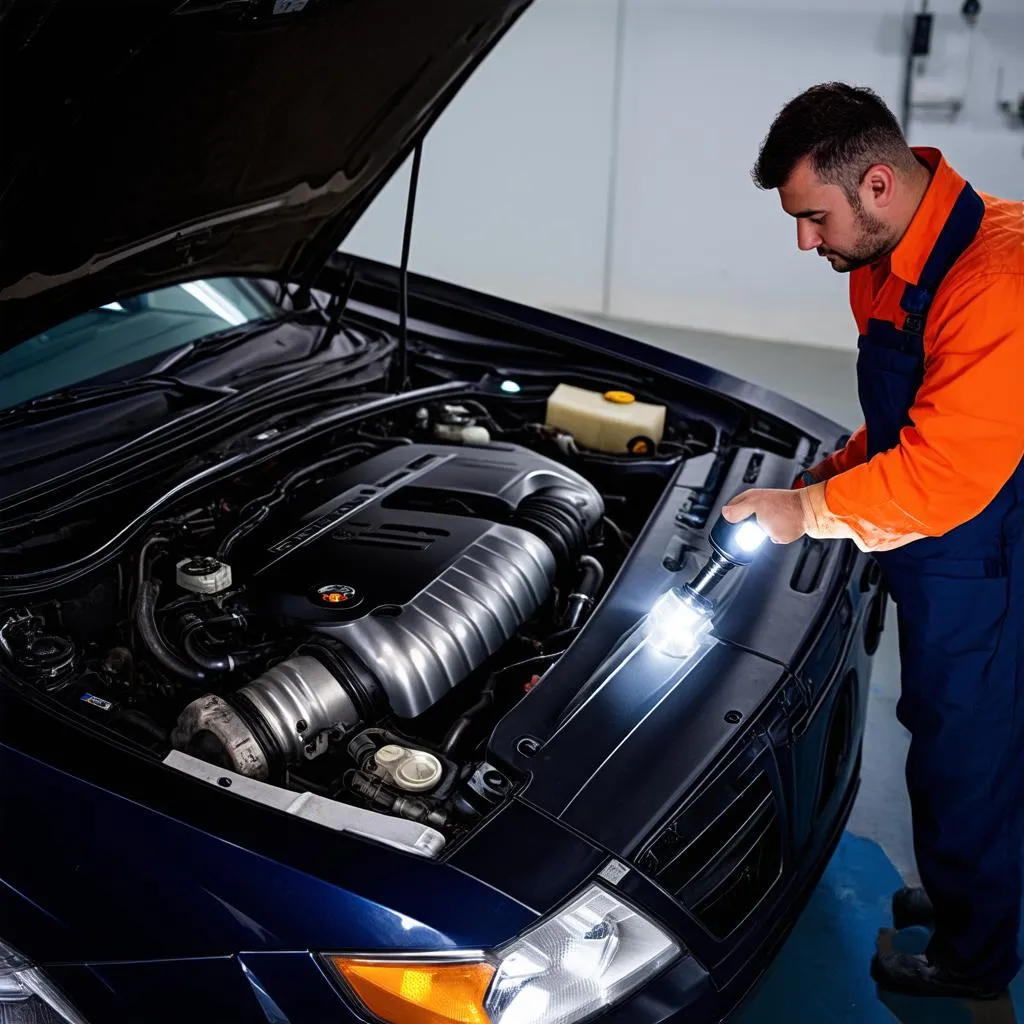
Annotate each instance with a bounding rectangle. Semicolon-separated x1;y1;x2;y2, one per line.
0;375;236;427
151;311;311;377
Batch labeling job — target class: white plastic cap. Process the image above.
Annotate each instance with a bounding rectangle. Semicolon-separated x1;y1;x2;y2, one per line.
374;744;406;767
175;557;232;594
394;751;443;792
372;744;443;792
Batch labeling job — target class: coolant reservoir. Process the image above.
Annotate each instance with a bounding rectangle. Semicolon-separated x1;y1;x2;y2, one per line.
544;383;666;455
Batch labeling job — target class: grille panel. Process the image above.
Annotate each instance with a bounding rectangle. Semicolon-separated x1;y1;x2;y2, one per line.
639;768;783;939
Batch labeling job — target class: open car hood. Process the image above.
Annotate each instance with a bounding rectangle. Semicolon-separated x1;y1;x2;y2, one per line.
0;0;531;349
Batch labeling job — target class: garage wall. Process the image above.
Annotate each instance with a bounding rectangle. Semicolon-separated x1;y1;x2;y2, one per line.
342;0;620;314
341;0;1024;350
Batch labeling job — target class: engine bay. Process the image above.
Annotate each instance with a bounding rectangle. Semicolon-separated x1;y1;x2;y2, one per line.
1;383;719;849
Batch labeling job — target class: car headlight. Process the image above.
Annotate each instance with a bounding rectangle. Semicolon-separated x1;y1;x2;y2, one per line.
328;884;681;1024
0;939;89;1024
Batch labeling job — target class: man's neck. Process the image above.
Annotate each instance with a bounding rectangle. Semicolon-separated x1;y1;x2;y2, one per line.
898;159;935;235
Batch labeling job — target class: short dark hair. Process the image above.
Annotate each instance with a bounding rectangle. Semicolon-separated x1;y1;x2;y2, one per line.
752;82;917;202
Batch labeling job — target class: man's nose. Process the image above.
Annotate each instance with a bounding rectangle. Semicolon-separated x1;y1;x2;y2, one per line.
797;220;822;251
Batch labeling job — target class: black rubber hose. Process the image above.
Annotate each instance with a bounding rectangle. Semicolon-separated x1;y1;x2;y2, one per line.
514;494;587;574
561;555;605;630
441;688;496;758
182;627;234;673
217;505;271;559
439;717;474;757
217;443;376;558
135;579;206;683
601;515;630;553
177;613;245;673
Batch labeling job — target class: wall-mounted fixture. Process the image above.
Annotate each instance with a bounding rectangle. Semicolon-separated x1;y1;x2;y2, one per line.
901;0;981;134
998;94;1024;127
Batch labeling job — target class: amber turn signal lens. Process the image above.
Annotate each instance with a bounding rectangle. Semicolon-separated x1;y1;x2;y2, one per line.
330;957;495;1024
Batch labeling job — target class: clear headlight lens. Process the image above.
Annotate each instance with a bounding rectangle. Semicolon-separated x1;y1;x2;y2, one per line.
330;884;680;1024
483;884;680;1024
0;939;89;1024
644;587;713;658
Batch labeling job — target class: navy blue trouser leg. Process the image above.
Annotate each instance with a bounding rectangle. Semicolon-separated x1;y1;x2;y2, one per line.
887;535;1024;989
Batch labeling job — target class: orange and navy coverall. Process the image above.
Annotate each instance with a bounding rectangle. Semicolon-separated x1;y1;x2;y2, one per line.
800;148;1024;986
798;149;1024;552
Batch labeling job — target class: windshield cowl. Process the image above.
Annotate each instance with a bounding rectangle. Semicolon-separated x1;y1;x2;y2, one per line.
0;277;289;414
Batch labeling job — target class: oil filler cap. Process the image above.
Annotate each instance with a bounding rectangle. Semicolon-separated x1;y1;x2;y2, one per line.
311;583;364;611
603;390;635;404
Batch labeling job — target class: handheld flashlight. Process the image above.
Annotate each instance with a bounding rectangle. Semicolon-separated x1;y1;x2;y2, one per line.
645;513;768;658
685;513;768;598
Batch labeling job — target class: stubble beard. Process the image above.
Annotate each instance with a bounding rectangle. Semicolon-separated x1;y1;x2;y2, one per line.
819;204;896;273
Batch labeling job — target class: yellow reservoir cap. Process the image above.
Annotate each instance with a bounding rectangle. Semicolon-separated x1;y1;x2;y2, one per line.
603;390;635;404
330;957;495;1023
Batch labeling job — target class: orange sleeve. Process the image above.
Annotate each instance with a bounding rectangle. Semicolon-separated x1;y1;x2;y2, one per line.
803;272;1024;551
809;424;869;480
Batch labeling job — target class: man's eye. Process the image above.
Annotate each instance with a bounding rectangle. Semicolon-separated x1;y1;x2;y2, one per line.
810;216;826;225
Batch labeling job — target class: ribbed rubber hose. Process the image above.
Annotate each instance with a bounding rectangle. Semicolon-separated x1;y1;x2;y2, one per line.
514;493;588;574
135;580;206;683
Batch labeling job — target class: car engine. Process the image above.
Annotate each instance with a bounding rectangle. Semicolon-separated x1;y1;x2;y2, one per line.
169;442;604;781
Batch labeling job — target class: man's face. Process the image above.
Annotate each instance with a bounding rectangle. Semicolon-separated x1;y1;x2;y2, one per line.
778;157;895;272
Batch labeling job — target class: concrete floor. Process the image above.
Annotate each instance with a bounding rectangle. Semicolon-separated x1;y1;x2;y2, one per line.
574;314;1022;1023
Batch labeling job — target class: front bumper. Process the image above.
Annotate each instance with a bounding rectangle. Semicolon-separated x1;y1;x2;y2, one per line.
42;753;860;1024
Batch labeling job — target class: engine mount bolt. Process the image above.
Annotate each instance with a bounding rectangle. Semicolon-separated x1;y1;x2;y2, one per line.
725;710;743;725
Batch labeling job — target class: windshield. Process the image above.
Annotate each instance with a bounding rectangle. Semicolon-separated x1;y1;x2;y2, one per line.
0;277;279;412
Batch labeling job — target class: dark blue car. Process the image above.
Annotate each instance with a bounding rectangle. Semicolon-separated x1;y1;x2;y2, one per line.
0;2;886;1022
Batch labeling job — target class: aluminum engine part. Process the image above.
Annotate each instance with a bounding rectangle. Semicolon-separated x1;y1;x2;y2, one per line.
171;655;362;779
318;522;554;717
234;655;363;763
245;443;605;719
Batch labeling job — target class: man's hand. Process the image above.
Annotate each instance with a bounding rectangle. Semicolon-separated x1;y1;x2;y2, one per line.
722;488;809;545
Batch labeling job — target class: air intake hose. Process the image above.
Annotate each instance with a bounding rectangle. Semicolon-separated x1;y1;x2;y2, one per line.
513;492;589;575
171;640;386;780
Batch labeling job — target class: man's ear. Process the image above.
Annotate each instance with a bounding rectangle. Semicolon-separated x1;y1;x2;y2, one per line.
861;163;897;209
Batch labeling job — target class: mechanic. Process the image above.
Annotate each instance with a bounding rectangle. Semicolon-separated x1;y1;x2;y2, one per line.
722;82;1024;1001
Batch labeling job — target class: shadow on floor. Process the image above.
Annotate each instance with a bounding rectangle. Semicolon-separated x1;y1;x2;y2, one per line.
734;833;1022;1023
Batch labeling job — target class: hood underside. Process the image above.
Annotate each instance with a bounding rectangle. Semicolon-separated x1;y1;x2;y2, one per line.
0;0;530;348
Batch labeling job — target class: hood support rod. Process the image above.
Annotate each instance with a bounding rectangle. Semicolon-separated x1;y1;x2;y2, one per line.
394;141;424;393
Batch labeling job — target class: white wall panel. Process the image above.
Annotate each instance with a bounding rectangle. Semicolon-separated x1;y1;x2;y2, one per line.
605;1;903;349
341;0;619;315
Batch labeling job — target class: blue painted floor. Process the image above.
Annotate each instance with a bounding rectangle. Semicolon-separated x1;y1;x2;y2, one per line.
579;315;1024;1022
734;831;1022;1023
